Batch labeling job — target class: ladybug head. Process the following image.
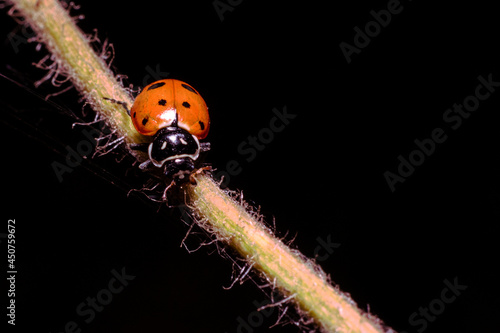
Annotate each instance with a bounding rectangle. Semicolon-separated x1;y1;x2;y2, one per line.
148;127;200;181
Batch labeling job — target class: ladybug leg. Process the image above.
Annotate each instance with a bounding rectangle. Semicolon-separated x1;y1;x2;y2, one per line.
189;166;212;185
162;179;176;202
138;160;153;170
103;97;131;116
130;142;149;152
200;142;211;152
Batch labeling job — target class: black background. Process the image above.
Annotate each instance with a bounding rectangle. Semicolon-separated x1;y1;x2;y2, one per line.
1;1;499;332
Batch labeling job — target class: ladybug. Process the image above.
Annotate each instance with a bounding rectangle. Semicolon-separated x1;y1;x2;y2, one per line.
130;79;210;139
105;79;210;186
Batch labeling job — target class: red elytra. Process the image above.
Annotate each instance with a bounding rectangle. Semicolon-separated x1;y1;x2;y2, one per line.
130;79;210;139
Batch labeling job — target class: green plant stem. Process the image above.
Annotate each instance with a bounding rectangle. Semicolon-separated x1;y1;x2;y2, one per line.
6;0;388;332
8;0;144;147
187;175;385;333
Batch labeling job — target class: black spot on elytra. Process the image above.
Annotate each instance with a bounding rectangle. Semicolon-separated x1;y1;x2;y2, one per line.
181;83;198;95
199;121;205;130
142;117;148;126
147;82;165;91
158;99;167;106
133;112;136;118
182;101;191;108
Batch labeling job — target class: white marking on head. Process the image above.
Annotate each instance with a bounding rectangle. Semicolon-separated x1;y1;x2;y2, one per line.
180;138;188;145
148;134;201;168
161;141;167;150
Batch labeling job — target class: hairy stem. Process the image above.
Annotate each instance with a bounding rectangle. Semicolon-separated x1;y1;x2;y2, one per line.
187;175;384;333
6;0;388;332
8;0;144;146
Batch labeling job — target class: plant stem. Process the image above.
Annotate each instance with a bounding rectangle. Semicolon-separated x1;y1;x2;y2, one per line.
187;175;384;333
6;0;389;332
8;0;144;147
